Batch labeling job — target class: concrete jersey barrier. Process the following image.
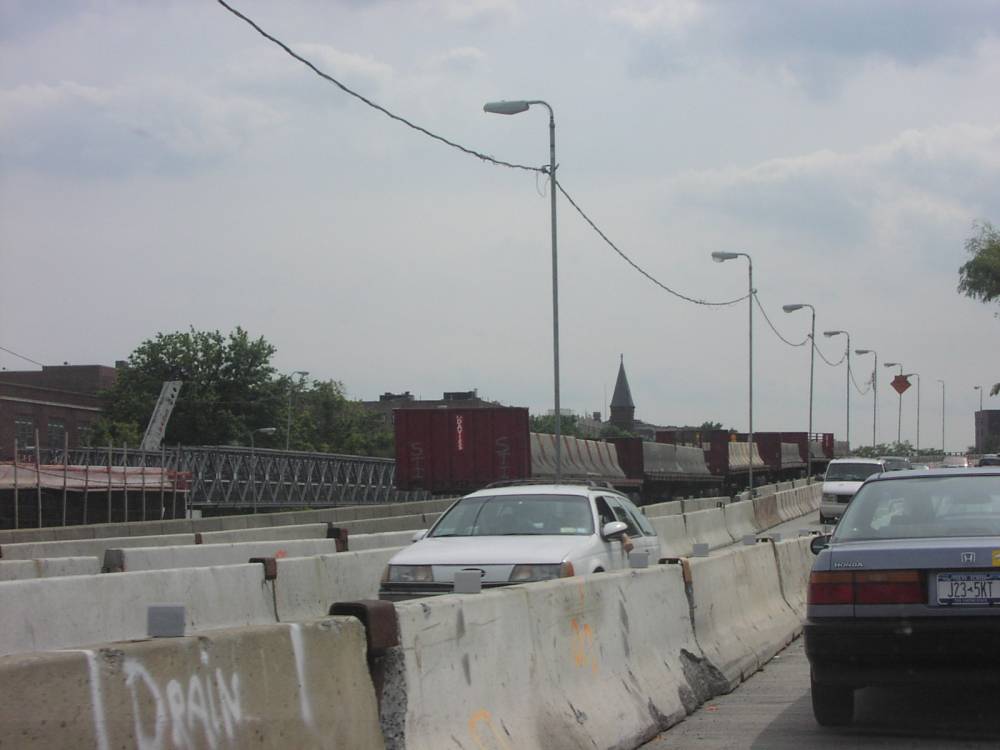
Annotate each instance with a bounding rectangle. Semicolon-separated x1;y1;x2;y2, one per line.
773;536;813;620
103;538;345;573
0;532;197;561
381;565;704;750
273;547;403;621
723;501;760;541
752;494;782;530
0;556;100;581
685;541;800;691
641;499;682;517
0;617;385;750
0;497;457;545
649;514;692;558
683;507;734;550
680;496;723;513
0;563;276;657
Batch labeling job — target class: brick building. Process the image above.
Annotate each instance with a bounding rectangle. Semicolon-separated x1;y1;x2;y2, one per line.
0;365;118;459
361;389;501;427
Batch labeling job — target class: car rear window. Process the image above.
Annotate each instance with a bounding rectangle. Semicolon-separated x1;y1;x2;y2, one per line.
834;475;1000;541
825;462;883;481
429;494;594;537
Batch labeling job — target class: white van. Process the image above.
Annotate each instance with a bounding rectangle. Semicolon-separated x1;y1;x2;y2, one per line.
819;457;886;524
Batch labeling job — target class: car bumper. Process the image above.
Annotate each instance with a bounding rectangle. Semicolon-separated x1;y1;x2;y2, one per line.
819;501;848;520
805;617;1000;686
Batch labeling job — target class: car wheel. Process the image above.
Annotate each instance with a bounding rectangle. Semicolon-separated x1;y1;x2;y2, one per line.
810;672;854;726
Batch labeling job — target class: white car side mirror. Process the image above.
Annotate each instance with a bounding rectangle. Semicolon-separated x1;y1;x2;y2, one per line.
601;521;628;540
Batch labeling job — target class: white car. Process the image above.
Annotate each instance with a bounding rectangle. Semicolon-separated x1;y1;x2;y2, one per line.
378;483;659;601
819;458;886;525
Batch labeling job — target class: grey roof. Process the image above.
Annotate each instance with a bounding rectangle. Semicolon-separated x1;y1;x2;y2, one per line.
610;355;634;409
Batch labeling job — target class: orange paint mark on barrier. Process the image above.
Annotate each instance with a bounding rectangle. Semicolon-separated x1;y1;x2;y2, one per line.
468;709;513;750
275;549;288;559
571;618;598;674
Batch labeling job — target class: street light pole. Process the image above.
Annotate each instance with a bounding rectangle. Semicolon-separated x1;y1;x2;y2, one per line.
885;362;904;445
285;370;309;451
824;330;850;451
855;349;878;448
937;379;945;452
783;303;815;477
484;99;561;481
909;373;920;454
713;251;753;492
974;385;983;412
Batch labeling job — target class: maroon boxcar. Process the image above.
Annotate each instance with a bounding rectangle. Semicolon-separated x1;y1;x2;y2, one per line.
393;407;531;493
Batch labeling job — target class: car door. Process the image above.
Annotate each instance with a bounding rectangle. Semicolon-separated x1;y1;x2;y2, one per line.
594;495;629;571
616;495;661;560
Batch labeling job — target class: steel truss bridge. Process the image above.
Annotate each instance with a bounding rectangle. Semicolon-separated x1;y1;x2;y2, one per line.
39;445;427;510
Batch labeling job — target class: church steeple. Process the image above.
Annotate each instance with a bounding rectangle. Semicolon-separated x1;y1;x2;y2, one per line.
609;354;635;431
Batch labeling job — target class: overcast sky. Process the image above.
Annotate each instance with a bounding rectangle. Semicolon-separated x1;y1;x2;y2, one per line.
2;0;999;451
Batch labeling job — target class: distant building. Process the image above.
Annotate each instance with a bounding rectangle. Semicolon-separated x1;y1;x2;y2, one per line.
609;355;635;433
975;409;1000;453
0;364;118;459
361;389;502;426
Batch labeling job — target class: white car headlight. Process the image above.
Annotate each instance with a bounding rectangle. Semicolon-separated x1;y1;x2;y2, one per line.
509;562;575;582
387;565;434;583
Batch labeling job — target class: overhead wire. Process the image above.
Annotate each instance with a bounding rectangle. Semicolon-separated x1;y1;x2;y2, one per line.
216;0;542;174
218;1;753;310
0;345;44;367
556;182;751;307
752;294;809;347
813;339;847;367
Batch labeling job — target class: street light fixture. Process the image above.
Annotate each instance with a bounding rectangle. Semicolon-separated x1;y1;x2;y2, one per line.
974;385;983;412
855;349;878;448
884;362;903;444
783;303;815;477
484;98;562;481
937;379;946;452
248;426;277;514
714;251;754;492
824;330;851;450
285;370;309;451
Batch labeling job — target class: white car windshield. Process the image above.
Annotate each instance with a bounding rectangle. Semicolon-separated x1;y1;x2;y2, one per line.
825;463;883;482
834;475;1000;541
430;494;594;537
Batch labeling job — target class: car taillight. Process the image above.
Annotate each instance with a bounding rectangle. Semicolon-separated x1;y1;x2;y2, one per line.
854;570;923;604
809;570;924;606
808;571;853;605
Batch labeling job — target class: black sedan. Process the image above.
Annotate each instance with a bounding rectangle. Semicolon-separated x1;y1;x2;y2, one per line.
804;468;1000;726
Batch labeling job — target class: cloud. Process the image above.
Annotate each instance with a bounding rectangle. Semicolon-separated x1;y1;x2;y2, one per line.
428;46;488;73
0;79;284;176
435;0;519;27
665;123;1000;256
615;1;1000;95
610;0;706;34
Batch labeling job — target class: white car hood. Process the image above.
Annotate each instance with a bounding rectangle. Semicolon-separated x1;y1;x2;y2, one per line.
389;535;594;566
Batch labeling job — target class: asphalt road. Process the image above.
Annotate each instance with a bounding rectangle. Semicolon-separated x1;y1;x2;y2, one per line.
641;509;1000;749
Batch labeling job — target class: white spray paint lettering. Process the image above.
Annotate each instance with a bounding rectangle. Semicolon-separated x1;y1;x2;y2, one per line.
124;654;242;750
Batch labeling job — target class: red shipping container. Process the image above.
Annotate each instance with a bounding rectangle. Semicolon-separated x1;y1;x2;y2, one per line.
393;407;531;493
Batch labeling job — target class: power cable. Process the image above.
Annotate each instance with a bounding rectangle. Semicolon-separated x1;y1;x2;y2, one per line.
216;0;543;174
556;182;750;307
753;294;809;347
0;346;44;367
813;339;847;367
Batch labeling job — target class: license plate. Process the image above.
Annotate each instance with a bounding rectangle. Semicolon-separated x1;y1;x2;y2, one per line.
936;572;1000;606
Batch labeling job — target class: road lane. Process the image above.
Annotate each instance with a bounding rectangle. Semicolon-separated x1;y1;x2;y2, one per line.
642;506;1000;749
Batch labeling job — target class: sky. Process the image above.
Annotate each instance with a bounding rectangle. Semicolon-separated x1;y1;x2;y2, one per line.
1;0;999;452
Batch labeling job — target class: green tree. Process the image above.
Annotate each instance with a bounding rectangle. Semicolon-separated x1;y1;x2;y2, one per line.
529;413;580;436
599;423;634;439
293;380;393;457
958;220;1000;395
102;327;282;446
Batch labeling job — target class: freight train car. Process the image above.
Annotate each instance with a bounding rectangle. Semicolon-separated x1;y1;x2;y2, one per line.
605;436;722;501
393;407;642;495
